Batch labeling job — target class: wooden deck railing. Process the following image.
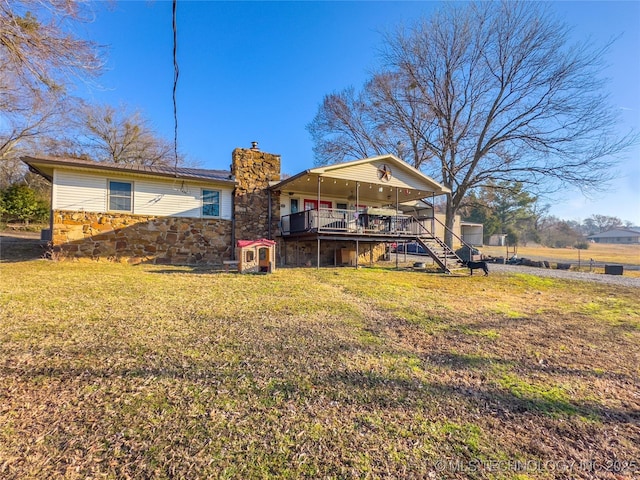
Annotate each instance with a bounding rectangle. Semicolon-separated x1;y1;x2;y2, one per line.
280;208;431;237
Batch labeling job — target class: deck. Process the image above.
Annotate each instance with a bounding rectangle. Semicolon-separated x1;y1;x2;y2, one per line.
279;208;436;241
279;208;466;273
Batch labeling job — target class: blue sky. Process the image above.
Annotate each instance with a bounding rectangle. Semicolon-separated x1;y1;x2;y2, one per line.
78;1;640;225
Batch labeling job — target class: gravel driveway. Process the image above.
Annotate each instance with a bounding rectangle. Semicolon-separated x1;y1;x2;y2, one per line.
394;252;639;287
488;262;640;288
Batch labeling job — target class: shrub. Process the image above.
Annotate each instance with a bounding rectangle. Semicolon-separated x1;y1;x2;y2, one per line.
0;184;49;225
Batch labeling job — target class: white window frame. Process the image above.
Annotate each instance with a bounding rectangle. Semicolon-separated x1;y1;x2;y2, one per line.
108;180;133;212
202;188;221;218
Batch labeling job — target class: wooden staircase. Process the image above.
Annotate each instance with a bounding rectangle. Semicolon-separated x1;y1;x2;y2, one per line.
408;217;466;274
415;234;464;274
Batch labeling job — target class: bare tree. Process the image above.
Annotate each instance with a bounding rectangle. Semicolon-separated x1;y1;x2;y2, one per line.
0;72;80;184
0;0;102;94
1;0;103;183
308;86;384;162
308;1;637;246
74;102;178;166
582;214;625;234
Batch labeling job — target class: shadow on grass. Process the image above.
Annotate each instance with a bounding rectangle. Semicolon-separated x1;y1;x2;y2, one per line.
421;351;514;370
0;238;48;263
322;368;639;424
4;345;638;429
146;267;224;275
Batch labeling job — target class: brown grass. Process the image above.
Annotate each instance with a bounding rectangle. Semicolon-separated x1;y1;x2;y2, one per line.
1;260;639;479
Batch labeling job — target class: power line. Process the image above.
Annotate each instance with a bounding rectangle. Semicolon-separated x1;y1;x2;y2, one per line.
172;0;180;173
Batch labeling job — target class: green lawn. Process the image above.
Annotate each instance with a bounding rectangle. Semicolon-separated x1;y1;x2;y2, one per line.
1;261;639;479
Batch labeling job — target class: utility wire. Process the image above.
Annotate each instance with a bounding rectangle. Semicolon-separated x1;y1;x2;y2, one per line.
172;0;180;174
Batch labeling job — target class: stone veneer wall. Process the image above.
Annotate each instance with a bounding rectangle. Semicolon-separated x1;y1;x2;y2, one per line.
231;148;281;243
51;210;232;265
280;240;387;267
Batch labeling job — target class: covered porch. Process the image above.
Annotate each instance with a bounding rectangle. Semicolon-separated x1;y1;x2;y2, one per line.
269;155;464;271
272;155;448;235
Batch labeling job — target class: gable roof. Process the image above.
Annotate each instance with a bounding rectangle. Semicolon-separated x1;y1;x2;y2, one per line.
237;238;277;248
587;228;640;239
22;155;235;185
271;154;449;202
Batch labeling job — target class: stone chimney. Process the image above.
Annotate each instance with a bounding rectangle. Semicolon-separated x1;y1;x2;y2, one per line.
231;145;281;242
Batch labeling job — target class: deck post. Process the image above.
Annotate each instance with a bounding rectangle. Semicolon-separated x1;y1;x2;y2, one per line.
317;175;321;269
431;192;435;235
395;187;399;234
396;243;399;269
267;188;272;240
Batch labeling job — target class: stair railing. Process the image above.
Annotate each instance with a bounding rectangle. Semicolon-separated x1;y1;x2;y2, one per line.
427;216;476;253
408;216;474;272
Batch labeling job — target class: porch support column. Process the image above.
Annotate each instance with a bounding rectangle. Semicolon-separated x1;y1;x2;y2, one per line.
267;188;272;240
317;176;322;231
355;239;359;268
392;186;400;269
317;176;322;269
431;192;435;235
355;181;360;269
395;187;399;233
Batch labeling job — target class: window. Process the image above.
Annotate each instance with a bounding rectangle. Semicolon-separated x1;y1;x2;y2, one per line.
108;181;132;212
245;250;254;262
290;198;299;213
202;189;220;217
304;199;332;210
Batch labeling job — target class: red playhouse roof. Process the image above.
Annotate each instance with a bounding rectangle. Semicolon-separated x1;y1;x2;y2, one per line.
237;238;277;248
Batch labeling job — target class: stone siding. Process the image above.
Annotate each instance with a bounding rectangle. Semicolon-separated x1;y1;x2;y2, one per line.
231;148;281;243
279;239;387;267
51;210;232;265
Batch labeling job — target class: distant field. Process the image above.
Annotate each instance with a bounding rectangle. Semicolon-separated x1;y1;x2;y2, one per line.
481;243;640;267
1;260;638;479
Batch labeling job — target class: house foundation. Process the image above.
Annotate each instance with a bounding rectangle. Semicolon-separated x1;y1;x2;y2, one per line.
50;210;232;265
279;238;387;267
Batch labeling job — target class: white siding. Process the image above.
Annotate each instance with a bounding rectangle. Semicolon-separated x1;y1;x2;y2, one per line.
53;170;107;212
134;179;233;219
53;168;233;219
324;162;437;192
280;194;385;217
